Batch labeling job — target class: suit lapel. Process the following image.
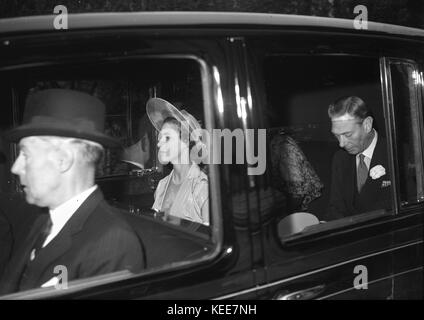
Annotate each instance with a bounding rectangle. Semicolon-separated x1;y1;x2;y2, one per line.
361;137;388;193
369;137;387;170
24;188;104;287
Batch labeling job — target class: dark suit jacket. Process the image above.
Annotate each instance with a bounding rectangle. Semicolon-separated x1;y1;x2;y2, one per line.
0;194;41;281
326;136;392;221
0;188;145;295
0;207;12;279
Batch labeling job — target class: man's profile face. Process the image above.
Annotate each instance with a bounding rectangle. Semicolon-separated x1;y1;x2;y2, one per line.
11;136;61;208
331;114;372;155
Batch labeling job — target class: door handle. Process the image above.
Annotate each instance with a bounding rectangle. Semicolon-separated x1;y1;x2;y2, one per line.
273;284;326;300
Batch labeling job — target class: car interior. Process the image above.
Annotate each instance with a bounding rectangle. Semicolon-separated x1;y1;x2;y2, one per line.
0;57;213;275
261;55;386;235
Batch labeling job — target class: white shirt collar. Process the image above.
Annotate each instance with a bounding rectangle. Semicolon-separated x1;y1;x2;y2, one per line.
43;185;98;247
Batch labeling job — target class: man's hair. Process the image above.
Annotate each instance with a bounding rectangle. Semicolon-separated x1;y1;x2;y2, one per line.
39;136;104;166
68;139;104;166
328;96;371;120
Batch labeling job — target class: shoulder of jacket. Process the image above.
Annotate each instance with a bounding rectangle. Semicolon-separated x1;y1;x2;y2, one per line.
333;148;348;161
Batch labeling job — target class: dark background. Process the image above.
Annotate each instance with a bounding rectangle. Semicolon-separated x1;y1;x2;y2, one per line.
0;0;423;29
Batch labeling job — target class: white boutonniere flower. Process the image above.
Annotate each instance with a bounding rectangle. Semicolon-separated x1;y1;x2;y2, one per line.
370;165;386;180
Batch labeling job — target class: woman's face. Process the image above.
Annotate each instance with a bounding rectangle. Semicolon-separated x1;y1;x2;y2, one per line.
157;122;189;164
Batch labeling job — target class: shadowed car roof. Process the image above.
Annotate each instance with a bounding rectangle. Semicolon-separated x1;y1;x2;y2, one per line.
0;11;423;39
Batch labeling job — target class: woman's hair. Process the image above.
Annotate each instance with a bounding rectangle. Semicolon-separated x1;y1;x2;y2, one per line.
162;116;197;151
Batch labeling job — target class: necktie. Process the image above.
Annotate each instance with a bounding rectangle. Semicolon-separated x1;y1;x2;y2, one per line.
357;154;368;192
29;216;53;261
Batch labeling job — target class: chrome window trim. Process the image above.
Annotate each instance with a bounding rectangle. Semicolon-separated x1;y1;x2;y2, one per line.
384;57;424;209
380;56;400;214
317;265;423;300
1;12;424;39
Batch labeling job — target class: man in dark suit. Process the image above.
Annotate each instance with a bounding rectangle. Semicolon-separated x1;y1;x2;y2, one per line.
326;96;392;221
0;89;145;295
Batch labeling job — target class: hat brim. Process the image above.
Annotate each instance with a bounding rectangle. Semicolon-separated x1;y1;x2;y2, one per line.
146;98;188;132
5;124;121;148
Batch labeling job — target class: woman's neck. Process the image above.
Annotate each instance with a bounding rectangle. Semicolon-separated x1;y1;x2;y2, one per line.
172;163;192;183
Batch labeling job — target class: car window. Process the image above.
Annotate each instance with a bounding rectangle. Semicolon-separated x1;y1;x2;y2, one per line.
389;61;424;207
0;79;13;194
256;54;392;239
0;57;216;296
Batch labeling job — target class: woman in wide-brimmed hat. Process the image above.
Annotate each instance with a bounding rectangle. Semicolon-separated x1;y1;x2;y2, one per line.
146;98;209;226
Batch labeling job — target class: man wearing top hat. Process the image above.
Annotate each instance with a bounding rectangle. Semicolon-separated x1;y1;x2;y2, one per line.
0;89;145;294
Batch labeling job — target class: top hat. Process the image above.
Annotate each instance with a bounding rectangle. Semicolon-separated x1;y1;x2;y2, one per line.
5;89;120;148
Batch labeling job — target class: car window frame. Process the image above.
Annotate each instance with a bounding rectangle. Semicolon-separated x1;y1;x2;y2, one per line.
248;49;404;244
0;49;225;299
384;57;424;210
278;56;424;246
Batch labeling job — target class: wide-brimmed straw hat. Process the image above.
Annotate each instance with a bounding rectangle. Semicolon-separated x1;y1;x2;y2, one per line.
146;97;203;142
5;89;120;148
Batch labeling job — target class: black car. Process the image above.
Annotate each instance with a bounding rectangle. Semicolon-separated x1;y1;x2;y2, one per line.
0;12;422;299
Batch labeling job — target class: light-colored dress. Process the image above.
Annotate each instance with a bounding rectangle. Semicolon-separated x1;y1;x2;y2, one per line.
152;164;209;225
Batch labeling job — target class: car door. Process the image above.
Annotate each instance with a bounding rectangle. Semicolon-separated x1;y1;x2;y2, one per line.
0;23;260;299
242;30;424;299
